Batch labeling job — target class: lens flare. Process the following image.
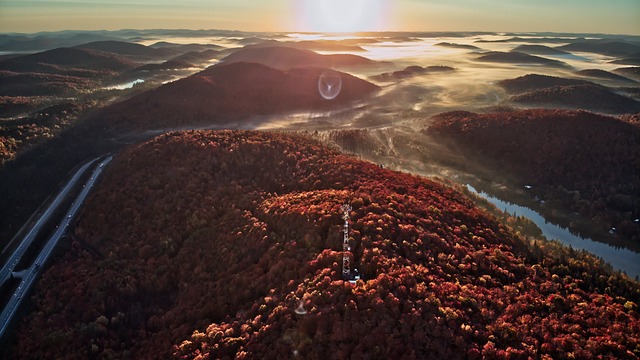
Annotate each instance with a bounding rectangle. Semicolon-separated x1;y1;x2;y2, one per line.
318;70;342;100
294;301;308;315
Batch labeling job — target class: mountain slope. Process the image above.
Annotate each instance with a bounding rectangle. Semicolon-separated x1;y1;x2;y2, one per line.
558;41;640;57
0;47;137;76
220;46;378;70
429;109;640;241
0;71;94;96
74;40;175;59
510;84;640;114
511;45;571;56
497;74;593;94
370;65;455;82
614;67;640;81
10;130;640;359
476;52;569;68
576;69;638;84
94;62;379;131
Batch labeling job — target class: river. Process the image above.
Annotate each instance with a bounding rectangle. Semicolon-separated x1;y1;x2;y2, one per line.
466;185;640;279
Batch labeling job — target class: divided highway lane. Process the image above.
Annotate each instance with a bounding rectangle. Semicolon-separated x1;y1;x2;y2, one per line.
0;156;113;339
0;158;99;287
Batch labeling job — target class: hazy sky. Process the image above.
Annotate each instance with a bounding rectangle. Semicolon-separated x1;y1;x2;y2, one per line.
0;0;639;35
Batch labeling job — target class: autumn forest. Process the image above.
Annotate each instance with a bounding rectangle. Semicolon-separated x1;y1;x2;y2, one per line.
8;131;639;359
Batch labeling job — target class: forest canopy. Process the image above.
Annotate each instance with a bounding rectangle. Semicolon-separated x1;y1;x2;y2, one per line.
10;130;640;359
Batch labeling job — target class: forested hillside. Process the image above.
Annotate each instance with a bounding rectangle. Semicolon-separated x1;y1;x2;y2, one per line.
429;109;640;243
10;130;640;359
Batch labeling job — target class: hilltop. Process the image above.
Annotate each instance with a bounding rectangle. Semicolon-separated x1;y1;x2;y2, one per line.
0;47;137;77
93;62;379;132
370;65;456;82
614;67;640;81
510;84;640;114
575;69;638;84
475;52;569;68
9;130;640;359
435;42;481;51
74;41;175;60
557;40;640;57
220;46;378;70
496;74;640;113
497;74;592;94
511;45;571;56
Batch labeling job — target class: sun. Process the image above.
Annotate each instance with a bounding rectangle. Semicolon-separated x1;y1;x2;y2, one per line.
296;0;388;33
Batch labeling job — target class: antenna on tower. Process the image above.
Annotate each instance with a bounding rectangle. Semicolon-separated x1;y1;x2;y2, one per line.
340;203;359;283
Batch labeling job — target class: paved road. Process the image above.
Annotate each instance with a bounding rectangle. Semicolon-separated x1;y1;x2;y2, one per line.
0;156;112;339
0;158;98;287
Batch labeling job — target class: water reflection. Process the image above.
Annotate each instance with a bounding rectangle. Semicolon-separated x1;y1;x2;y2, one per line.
467;185;640;279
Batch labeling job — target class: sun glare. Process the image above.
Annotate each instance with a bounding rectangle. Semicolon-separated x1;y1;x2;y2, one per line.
297;0;388;33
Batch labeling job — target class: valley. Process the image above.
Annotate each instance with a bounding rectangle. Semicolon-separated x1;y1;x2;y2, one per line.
1;29;639;358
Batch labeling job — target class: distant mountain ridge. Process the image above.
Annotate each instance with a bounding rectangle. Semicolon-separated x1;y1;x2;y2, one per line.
511;45;571;56
370;65;456;82
497;74;640;113
476;51;569;68
511;84;640;114
575;69;638;84
74;40;175;59
498;74;593;94
0;47;137;75
220;46;380;70
557;40;640;57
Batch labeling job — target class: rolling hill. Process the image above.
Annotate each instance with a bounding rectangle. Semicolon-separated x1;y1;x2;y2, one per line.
370;65;456;82
429;109;640;242
614;67;640;81
497;74;592;94
612;57;640;66
557;40;640;57
0;71;94;96
168;49;219;64
510;84;640;114
93;62;379;132
0;47;137;76
9;130;640;359
476;52;569;68
575;69;638;84
435;42;481;51
0;33;122;52
148;41;225;52
132;60;193;72
220;46;378;70
74;40;175;60
511;45;571;56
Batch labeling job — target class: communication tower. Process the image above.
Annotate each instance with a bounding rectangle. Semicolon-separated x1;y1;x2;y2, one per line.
340;203;354;281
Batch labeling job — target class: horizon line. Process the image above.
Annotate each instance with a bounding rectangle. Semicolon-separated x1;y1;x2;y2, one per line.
2;28;640;37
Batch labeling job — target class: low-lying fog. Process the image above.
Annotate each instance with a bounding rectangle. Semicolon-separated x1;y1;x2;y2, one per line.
242;33;633;132
2;29;639;274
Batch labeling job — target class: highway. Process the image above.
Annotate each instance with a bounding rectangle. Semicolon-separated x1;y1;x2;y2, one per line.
0;156;112;339
0;158;98;287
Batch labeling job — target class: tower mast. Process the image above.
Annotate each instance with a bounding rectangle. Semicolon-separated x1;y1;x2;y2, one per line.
340;204;352;280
